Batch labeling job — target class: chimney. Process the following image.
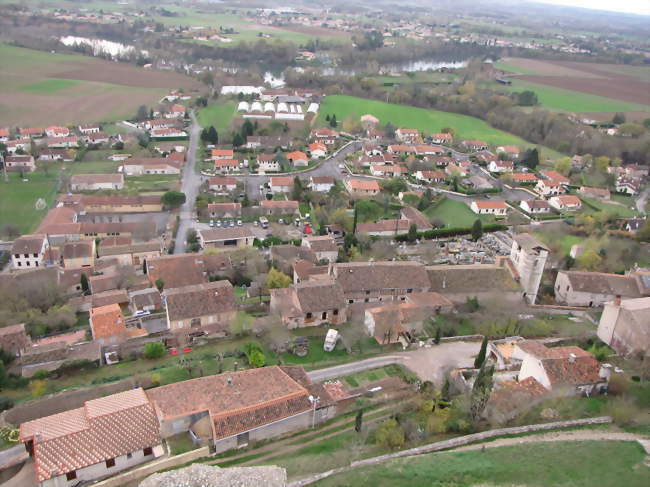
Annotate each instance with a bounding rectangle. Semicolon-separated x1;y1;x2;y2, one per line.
613;295;621;307
568;353;576;364
599;363;612;382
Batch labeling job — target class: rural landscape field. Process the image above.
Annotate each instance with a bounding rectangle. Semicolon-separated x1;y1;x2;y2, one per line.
0;43;201;126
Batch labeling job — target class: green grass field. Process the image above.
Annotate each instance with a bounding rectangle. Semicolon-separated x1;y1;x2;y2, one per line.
197;102;237;133
20;78;81;94
0;172;59;235
424;198;494;227
580;196;639;218
503;79;650;113
315;441;648;487
533;231;583;256
319;95;538;147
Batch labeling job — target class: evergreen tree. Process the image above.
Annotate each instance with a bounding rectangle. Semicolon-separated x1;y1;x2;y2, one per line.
80;273;89;294
474;336;488;369
329;114;337;128
232;132;244;147
142;259;147;274
407;223;418;242
521;148;539;170
471;219;483;242
241;120;254;137
207;126;218;145
470;362;495;421
434;326;441;345
352;204;358;234
325;114;330;122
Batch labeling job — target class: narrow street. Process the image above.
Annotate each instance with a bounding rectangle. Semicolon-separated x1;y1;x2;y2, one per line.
174;112;202;254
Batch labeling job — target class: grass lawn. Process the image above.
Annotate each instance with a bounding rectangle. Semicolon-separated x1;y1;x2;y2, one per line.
20;78;81;94
280;336;385;370
533;231;583;256
167;433;199;456
124;174;179;192
315;441;648;487
318;95;531;146
580;196;639;218
501;79;650;113
424;198;494;227
197;102;237;133
342;367;388;387
0;172;59;235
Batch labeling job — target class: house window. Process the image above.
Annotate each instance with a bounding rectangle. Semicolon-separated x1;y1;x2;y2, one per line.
23;253;28;258
333;309;339;316
143;447;153;456
365;290;370;295
66;471;77;481
321;311;327;320
190;318;201;328
33;253;38;258
127;452;133;459
364;298;369;303
306;312;313;319
106;458;115;468
348;299;353;304
407;289;413;293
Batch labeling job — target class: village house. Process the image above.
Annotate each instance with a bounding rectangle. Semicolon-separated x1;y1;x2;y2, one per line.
357;219;410;237
206;202;242;219
165;104;186;118
400;206;433;231
271;279;347;328
146;253;232;290
11;234;48;269
516;341;609;395
0;128;9;142
470;200;508;216
310;127;339;145
461;140;489;151
301;235;338;263
370;165;407;177
0;323;32;358
616;177;641;195
20;388;163;487
549;195;582;211
344;178;380;196
211;148;234;160
387;144;415;155
292;259;329;284
46;136;79;148
62;240;95;268
18;127;44;139
623;164;649;178
213;159;240;174
308;143;327;159
496;145;521;159
415;145;445;156
144;119;174;131
145;366;333;453
123;158;181;176
70;173;124;191
624;218;646;234
535;177;565;197
431;133;453;144
520;199;551;214
245;135;292;149
270;176;294;193
90;303;146;345
4;154;35;172
98;241;162;267
63;194;163;214
260;200;300;215
488;160;514;173
510;173;538;185
6;139;31;154
287;151;309;167
554;270;648;307
395;128;420;143
78;124;101;134
598;296;650;356
578;186;611;199
446;164;468;177
45;125;69;138
415;170;446;184
129;288;163;314
257;154;279;172
198;227;255;249
330;261;431;304
38;148;73;162
309;176;335;192
163;280;236;332
208;176;237;193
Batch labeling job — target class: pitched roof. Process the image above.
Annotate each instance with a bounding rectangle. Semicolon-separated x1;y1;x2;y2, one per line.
357;219;410;234
146;253;232;289
199;227;254;242
523;199;550;209
90;303;126;339
333;261;430;294
270;176;294;186
145;366;312;440
62;240;94;259
20;388;160;482
513;233;549;252
400;206;433;230
347;179;380;191
541;355;602;386
11;234;45;255
164;281;235;321
208;176;237;186
70;173;123;185
560;271;642;297
260;200;299;209
294;279;346;312
427;264;521;294
552;195;582;206
472;200;508;210
303;236;337;253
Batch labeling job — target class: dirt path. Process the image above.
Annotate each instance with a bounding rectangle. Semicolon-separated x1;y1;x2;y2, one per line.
451;429;642;452
207;405;394;466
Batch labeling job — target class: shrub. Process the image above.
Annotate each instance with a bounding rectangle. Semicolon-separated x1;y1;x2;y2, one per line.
30;380;47;398
143;342;165;360
244;342;266;368
151;373;161;387
605;396;643;426
0;396;14;412
374;418;405;449
31;369;50;380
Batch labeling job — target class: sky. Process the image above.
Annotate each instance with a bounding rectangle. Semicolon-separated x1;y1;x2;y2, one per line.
538;0;650;15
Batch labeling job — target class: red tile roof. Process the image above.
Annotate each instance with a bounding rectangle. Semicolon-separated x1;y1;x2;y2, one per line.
90;303;126;340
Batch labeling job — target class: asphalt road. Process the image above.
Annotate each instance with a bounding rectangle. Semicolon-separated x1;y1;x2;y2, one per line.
174;111;202;254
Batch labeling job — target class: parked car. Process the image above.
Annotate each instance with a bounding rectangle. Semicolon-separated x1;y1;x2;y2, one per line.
209;220;214;227
216;220;222;227
237;220;243;226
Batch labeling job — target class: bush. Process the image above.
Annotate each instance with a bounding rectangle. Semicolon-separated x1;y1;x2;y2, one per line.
31;369;50;380
394;224;508;242
605;396;643;426
244;342;266;368
0;396;14;412
374;418;405;449
143;342;165;360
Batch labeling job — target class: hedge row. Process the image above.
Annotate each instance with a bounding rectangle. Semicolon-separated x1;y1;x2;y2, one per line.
394;223;508;242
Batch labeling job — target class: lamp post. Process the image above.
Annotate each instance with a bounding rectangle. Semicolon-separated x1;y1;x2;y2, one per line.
309;395;320;428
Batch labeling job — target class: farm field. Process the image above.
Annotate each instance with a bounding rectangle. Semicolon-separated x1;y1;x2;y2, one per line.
424;198;495;227
197;102;237;133
314;441;648;487
500;79;649;113
497;57;650;111
318;95;535;146
0;172;59;236
0;43;201;126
